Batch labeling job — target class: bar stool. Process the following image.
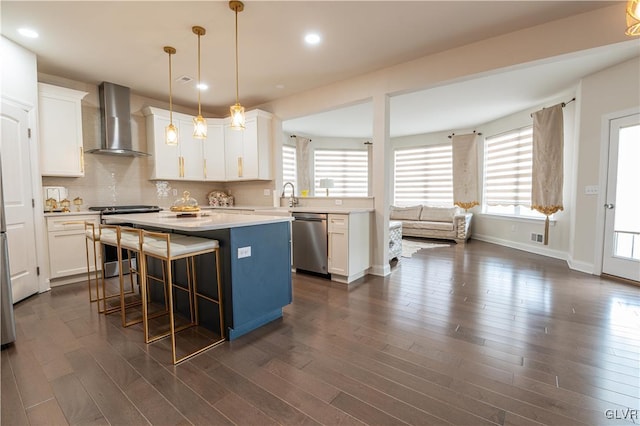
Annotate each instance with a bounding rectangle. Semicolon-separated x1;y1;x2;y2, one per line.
117;227;147;327
98;224;136;315
140;230;225;364
66;220;102;305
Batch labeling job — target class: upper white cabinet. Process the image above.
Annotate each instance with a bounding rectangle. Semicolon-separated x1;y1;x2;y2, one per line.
144;106;270;182
38;83;88;177
224;109;273;181
143;107;226;181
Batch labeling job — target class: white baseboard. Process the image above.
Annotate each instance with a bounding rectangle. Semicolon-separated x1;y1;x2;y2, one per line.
472;233;567;261
566;256;595;275
472;234;596;274
369;264;391;277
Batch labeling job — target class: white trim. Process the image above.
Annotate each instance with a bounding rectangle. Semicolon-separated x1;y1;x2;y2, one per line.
369;263;391;277
566;255;595;275
477;212;556;225
472;233;566;261
594;106;640;277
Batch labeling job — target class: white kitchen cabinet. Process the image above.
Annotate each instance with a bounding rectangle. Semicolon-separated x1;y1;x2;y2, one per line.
144;106;226;181
328;212;371;284
203;122;226;181
46;214;101;284
224;109;272;181
38;83;88;177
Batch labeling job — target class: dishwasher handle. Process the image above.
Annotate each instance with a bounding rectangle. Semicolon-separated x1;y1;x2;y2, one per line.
292;212;327;221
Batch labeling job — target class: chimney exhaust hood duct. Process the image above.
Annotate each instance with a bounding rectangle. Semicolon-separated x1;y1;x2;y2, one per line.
87;82;150;157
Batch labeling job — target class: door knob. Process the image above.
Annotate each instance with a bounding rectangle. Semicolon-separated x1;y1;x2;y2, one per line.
604;203;615;209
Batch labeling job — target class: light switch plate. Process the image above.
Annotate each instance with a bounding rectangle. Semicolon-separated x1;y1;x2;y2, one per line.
238;246;251;258
335;199;343;205
584;185;599;195
263;189;271;196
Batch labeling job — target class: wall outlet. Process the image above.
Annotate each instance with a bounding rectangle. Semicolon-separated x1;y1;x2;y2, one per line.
238;246;251;258
263;189;271;196
334;199;343;206
172;188;178;196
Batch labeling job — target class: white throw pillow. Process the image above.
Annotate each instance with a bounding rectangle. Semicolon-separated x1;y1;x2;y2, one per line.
390;205;422;221
419;206;458;222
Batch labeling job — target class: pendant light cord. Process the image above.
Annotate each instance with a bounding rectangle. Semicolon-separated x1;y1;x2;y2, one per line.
235;6;239;104
168;51;173;124
197;32;202;116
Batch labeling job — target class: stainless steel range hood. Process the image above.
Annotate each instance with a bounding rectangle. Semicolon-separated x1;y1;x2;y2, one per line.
86;82;149;157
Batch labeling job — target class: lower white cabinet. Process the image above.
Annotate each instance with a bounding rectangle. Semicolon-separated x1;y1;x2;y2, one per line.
328;212;370;283
46;215;101;284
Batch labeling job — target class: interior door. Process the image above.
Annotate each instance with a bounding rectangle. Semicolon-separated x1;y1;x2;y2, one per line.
0;101;39;302
602;113;640;282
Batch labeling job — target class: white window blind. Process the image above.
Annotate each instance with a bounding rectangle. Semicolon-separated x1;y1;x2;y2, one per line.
484;126;533;207
394;144;453;206
282;145;297;194
313;149;368;197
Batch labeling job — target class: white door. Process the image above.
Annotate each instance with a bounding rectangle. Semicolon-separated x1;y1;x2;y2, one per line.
602;113;640;282
1;101;39;302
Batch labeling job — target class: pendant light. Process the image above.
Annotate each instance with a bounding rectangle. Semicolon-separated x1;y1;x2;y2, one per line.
229;1;245;130
192;25;207;139
626;0;640;36
164;46;178;145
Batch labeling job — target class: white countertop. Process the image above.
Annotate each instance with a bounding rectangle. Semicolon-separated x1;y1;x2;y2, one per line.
288;206;374;214
43;210;100;217
203;206;374;214
104;211;293;232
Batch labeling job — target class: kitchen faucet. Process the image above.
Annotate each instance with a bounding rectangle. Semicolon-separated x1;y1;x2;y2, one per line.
281;182;298;207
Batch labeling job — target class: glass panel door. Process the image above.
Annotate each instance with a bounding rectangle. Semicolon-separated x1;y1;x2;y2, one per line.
602;114;640;282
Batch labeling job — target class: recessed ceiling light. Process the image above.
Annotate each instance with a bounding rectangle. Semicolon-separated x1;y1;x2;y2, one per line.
18;28;39;38
275;84;285;89
304;33;321;45
197;83;208;91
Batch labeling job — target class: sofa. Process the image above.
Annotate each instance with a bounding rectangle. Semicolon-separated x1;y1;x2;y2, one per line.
390;205;473;243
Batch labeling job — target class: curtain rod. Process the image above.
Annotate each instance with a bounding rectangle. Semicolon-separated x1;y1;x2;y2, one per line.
448;130;482;139
530;97;576;117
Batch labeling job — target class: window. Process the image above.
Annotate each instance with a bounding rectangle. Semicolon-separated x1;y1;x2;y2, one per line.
394;144;453;206
313;149;368;197
282;145;297;194
483;126;545;218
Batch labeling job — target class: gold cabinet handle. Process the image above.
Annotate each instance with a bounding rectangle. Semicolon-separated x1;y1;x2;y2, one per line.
237;157;243;178
80;147;85;173
203;159;207;179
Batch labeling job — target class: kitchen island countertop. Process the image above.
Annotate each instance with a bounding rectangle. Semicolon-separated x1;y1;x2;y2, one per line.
104;211;293;232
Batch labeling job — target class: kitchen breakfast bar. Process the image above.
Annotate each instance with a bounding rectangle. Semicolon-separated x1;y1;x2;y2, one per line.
105;211;294;340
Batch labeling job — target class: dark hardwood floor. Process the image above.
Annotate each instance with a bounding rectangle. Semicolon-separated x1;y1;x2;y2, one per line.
2;239;639;425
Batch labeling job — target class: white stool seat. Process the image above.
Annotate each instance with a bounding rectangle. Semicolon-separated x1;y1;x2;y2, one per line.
99;229;119;245
143;235;219;258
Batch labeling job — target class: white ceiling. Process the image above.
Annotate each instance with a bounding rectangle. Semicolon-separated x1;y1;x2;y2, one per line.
2;1;639;138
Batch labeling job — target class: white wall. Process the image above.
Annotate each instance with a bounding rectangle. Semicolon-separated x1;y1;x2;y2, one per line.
571;57;640;272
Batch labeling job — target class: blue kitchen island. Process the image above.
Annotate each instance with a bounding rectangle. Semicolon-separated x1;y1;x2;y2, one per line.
105;211;293;340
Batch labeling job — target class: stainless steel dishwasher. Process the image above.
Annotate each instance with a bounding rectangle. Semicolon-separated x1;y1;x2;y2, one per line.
292;212;328;275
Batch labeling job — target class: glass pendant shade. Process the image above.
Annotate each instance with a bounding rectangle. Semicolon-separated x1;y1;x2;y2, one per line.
229;1;245;131
165;123;178;145
164;46;178;145
626;0;640;36
192;26;207;139
230;103;245;130
193;115;207;139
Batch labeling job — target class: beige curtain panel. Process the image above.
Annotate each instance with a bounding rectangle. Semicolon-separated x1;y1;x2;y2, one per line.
295;136;311;194
452;133;479;210
532;103;564;245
